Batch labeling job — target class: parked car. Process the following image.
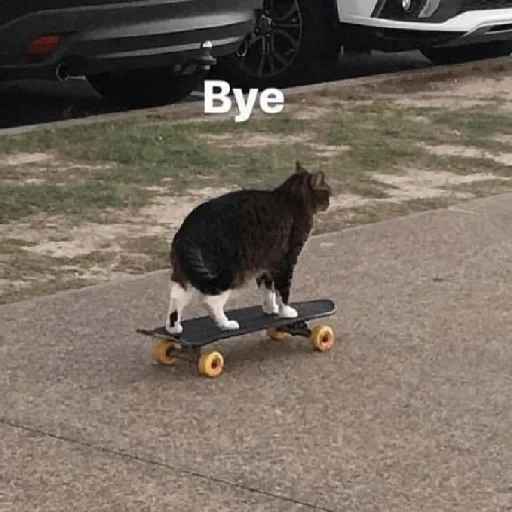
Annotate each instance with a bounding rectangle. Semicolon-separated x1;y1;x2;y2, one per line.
0;0;259;107
216;0;512;89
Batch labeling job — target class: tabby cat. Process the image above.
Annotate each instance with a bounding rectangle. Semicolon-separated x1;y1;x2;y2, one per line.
165;161;331;334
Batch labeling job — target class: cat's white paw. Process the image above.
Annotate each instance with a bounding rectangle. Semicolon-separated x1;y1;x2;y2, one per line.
262;302;279;315
166;322;183;335
219;319;240;330
279;305;298;319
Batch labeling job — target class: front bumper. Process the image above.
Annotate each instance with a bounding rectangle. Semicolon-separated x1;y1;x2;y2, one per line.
343;5;512;50
0;0;258;80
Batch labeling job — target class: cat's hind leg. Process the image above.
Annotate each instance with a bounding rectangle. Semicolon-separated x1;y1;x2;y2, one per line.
165;280;194;335
202;290;239;330
256;273;278;315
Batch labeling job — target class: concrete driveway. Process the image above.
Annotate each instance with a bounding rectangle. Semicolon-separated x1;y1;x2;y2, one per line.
2;194;512;511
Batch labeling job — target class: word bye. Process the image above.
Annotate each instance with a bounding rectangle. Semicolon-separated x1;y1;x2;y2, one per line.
203;79;284;122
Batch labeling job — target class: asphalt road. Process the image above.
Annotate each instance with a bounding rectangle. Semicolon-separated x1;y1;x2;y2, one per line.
2;194;512;511
0;51;431;130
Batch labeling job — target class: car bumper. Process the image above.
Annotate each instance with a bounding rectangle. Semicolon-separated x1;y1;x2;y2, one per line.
344;8;512;49
0;0;258;80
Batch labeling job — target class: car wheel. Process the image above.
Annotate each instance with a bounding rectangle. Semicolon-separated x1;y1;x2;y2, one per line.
420;41;512;66
214;0;340;90
87;67;203;108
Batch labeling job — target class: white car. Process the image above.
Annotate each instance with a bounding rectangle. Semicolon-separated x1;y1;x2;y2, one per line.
217;0;512;89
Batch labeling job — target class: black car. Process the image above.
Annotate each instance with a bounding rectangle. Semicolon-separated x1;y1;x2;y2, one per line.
0;0;258;107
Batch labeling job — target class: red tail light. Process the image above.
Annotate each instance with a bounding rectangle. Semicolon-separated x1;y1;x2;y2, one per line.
27;35;61;56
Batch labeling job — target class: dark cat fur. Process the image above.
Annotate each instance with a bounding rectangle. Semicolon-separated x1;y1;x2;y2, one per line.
164;161;331;334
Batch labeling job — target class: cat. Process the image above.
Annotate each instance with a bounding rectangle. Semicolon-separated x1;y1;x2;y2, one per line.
164;161;331;335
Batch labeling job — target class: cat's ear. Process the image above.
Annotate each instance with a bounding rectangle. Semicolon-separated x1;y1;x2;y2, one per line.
309;170;326;189
295;161;306;173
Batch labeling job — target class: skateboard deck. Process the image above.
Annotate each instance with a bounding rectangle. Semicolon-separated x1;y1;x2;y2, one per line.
137;298;336;349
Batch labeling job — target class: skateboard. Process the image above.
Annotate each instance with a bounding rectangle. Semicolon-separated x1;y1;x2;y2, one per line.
136;298;336;378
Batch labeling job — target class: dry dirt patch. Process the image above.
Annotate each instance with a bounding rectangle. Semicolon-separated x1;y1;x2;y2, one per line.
199;132;310;148
442;76;512;100
0;186;237;302
327;169;508;209
1;152;53;166
419;143;512;166
493;134;512;145
198;131;349;157
396;97;494;109
307;143;350;157
388;76;512;110
0;151;113;187
2;186;235;260
372;169;509;200
290;106;332;120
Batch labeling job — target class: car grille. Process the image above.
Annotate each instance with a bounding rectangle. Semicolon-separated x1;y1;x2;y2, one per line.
462;0;512;10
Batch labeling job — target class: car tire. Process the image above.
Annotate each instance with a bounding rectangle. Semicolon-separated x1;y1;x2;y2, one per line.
213;0;340;90
420;41;512;66
87;67;203;108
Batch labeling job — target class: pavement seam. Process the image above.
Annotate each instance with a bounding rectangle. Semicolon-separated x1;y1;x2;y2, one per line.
2;418;338;512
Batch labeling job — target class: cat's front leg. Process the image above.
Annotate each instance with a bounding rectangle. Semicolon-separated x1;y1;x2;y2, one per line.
272;261;298;319
202;290;240;330
277;299;298;319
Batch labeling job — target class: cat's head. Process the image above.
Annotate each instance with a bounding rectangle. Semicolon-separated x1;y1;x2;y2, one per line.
278;161;331;213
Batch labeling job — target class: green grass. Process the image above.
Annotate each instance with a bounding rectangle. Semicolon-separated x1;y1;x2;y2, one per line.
2;95;512;223
429;109;512;142
0;181;149;223
0;122;218;168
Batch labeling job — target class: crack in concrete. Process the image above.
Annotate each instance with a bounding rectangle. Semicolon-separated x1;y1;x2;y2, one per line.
1;418;337;512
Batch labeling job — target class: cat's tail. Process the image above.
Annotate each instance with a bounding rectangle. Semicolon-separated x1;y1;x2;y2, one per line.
175;243;229;295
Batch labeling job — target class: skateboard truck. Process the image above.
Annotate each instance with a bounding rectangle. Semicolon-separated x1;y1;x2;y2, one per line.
276;320;311;337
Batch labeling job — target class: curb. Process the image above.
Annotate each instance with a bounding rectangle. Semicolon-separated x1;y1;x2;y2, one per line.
1;55;511;136
281;54;512;99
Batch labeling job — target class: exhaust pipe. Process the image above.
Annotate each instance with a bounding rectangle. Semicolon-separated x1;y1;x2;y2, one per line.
56;62;70;81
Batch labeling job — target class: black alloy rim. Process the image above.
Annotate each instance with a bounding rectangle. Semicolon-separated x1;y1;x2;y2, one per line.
234;0;303;78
